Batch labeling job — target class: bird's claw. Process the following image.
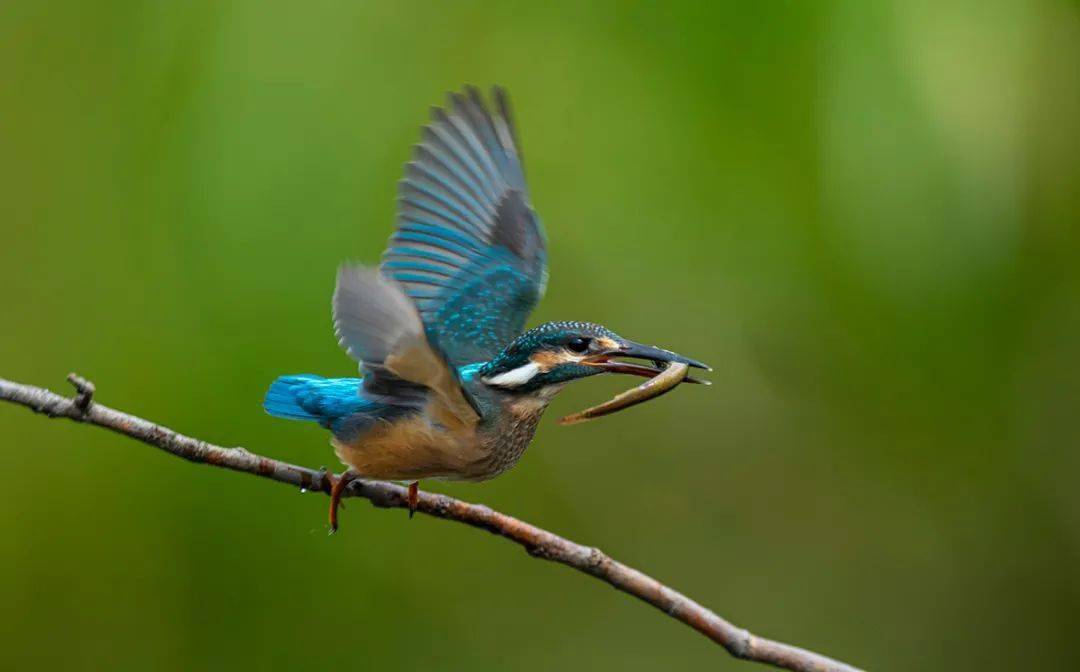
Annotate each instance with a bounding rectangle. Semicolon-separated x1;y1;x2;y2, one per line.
328;470;357;533
407;481;419;519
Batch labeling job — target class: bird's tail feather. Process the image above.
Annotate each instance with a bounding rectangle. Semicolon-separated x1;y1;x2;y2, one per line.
264;375;326;421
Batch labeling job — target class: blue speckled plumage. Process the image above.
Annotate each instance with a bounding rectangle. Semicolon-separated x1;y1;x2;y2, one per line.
384;86;546;369
264;86;707;502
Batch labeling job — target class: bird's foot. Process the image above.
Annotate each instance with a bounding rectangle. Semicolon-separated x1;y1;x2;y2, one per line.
408;481;419;519
328;470;358;534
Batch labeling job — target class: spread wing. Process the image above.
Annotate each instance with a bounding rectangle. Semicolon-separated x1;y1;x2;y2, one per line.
381;86;547;369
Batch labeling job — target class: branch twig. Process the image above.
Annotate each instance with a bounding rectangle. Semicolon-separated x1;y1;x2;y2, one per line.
0;374;863;672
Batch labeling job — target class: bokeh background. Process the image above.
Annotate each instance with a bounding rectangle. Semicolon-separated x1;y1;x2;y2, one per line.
3;2;1079;670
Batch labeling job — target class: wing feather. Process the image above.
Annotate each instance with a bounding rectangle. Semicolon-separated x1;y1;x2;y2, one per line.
332;87;545;422
333;265;479;424
382;86;547;368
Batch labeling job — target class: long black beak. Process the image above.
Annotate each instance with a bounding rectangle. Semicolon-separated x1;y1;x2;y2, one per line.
583;340;711;384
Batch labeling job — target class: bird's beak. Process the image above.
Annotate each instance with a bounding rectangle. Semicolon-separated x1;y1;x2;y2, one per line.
582;340;711;384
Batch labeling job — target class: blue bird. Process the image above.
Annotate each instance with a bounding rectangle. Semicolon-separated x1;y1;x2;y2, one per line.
264;86;708;530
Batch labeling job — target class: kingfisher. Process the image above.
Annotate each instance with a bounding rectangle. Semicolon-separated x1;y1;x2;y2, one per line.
264;86;709;530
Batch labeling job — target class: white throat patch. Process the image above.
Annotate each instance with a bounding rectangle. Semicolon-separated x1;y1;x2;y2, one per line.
483;362;542;388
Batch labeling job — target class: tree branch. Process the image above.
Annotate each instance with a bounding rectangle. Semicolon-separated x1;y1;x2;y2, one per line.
0;374;863;672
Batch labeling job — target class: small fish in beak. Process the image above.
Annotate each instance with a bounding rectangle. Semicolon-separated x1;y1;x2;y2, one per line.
560;361;690;425
562;340;710;424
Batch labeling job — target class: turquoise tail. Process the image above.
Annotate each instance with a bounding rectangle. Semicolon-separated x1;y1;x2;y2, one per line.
264;375;323;421
263;375;365;424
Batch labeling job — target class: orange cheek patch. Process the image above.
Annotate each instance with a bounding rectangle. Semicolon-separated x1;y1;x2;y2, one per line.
596;337;620;351
530;350;574;371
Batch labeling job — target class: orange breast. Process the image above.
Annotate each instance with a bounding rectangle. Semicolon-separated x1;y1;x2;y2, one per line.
332;393;551;482
332;409;487;481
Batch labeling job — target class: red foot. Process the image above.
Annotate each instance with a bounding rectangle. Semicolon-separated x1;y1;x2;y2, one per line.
328;470;358;533
408;481;419;519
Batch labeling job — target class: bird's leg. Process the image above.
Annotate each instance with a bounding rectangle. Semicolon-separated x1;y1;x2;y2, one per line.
328;470;358;533
407;481;419;519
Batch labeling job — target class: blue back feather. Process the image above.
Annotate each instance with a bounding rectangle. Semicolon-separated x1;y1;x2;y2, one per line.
265;364;489;432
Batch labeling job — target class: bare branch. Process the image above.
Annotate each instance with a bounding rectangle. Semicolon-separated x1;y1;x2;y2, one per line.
65;372;96;412
0;374;863;672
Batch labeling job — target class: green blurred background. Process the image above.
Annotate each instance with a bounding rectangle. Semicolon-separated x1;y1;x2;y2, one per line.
3;1;1079;670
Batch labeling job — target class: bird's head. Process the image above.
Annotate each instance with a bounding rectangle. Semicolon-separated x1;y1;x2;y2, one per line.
480;321;709;395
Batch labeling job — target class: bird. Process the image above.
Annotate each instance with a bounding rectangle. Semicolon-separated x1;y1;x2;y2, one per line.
264;86;709;530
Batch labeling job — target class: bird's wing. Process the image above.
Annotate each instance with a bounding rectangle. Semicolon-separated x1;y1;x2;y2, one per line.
381;86;547;369
333;265;479;425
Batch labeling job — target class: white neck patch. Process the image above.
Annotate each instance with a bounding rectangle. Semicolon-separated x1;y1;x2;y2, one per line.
483;361;542;388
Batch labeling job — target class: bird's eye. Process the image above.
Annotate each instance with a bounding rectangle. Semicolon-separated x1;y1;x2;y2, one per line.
567;337;591;353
